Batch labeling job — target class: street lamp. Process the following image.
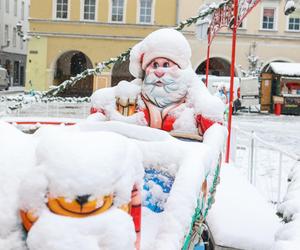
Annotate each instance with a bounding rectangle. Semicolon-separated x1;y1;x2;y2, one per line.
16;21;32;41
284;0;296;15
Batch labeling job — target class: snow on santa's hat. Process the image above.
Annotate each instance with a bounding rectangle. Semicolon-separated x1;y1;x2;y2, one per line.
129;28;192;78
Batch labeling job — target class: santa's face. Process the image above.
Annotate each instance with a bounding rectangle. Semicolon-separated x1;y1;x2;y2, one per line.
142;57;188;108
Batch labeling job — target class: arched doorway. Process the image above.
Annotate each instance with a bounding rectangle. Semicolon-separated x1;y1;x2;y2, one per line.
196;57;235;76
111;59;135;87
54;51;93;97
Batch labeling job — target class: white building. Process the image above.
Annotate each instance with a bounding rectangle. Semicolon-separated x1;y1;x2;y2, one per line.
0;0;30;86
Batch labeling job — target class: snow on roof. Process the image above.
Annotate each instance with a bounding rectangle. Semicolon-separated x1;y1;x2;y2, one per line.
270;62;300;76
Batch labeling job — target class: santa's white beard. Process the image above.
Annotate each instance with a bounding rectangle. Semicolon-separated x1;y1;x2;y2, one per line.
141;69;188;108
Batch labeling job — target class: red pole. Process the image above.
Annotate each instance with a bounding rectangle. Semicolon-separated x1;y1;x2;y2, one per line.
225;0;239;163
205;33;211;86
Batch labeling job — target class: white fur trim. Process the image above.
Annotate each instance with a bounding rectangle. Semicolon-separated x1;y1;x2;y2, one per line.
129;29;192;78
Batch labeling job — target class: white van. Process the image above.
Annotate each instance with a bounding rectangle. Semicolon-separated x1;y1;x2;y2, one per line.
199;75;260;113
0;67;10;91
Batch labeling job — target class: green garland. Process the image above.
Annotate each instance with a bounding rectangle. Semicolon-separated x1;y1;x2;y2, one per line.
182;164;221;249
0;93;90;111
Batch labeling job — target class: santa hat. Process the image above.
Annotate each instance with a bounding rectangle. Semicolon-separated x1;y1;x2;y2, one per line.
129;28;192;78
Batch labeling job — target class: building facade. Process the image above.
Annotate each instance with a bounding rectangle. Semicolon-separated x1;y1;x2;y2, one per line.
179;0;300;77
0;0;30;86
26;0;178;96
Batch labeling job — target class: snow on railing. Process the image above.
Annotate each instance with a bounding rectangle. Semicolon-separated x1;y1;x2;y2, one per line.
0;98;91;119
231;125;300;205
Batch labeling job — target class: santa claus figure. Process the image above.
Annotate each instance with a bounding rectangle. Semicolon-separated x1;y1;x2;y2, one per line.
90;28;225;140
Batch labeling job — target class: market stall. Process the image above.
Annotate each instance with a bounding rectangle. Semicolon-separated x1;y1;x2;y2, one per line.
261;62;300;115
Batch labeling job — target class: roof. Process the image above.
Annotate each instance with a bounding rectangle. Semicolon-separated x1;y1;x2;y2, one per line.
269;62;300;76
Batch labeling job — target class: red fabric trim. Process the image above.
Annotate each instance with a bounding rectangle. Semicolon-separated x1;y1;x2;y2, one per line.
142;108;150;126
142;108;175;131
130;205;141;232
90;107;105;115
196;115;218;134
162;115;175;131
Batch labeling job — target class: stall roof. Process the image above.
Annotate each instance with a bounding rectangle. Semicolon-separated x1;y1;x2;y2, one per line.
269;62;300;76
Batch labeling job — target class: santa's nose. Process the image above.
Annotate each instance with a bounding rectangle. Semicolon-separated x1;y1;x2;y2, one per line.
154;69;165;78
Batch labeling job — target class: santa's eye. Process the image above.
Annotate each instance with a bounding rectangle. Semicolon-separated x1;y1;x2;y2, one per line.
163;62;169;68
153;62;159;69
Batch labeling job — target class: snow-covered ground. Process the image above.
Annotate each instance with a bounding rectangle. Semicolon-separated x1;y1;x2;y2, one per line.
233;113;300;155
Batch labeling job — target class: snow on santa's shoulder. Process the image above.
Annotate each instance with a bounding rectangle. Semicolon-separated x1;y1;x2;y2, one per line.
27;209;136;250
0;121;36;250
91;86;116;110
184;68;225;122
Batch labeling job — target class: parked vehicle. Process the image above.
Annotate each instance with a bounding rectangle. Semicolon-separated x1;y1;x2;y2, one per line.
200;75;259;113
0;67;10;91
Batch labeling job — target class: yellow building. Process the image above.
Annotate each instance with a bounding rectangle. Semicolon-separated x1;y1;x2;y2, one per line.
26;0;178;96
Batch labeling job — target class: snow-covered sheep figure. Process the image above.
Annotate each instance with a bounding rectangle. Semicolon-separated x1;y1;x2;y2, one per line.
19;129;143;250
89;28;225;142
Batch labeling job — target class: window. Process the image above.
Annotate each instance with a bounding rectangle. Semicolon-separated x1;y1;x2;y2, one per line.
139;0;152;24
83;0;96;20
111;0;124;22
6;0;9;13
13;28;17;47
5;25;9;44
20;37;24;50
14;0;17;16
14;61;20;84
21;1;25;20
56;0;68;19
262;8;275;30
288;11;300;31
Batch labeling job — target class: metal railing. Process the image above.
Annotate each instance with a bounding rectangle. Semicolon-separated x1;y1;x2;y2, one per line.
0;99;91;119
231;126;300;205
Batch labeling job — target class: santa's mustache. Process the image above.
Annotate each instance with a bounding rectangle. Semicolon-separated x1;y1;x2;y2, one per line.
144;74;180;93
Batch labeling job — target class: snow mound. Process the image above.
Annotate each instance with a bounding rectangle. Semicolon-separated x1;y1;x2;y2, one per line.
207;165;281;250
274;164;300;249
0;122;36;250
27;209;135;250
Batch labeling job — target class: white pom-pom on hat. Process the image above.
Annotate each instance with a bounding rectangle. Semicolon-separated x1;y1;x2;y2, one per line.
129;28;192;78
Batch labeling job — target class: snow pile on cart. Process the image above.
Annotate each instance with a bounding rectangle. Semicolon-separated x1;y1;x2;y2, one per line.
0;120;226;250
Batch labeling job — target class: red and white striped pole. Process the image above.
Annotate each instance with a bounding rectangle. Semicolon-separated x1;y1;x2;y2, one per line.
225;0;239;163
